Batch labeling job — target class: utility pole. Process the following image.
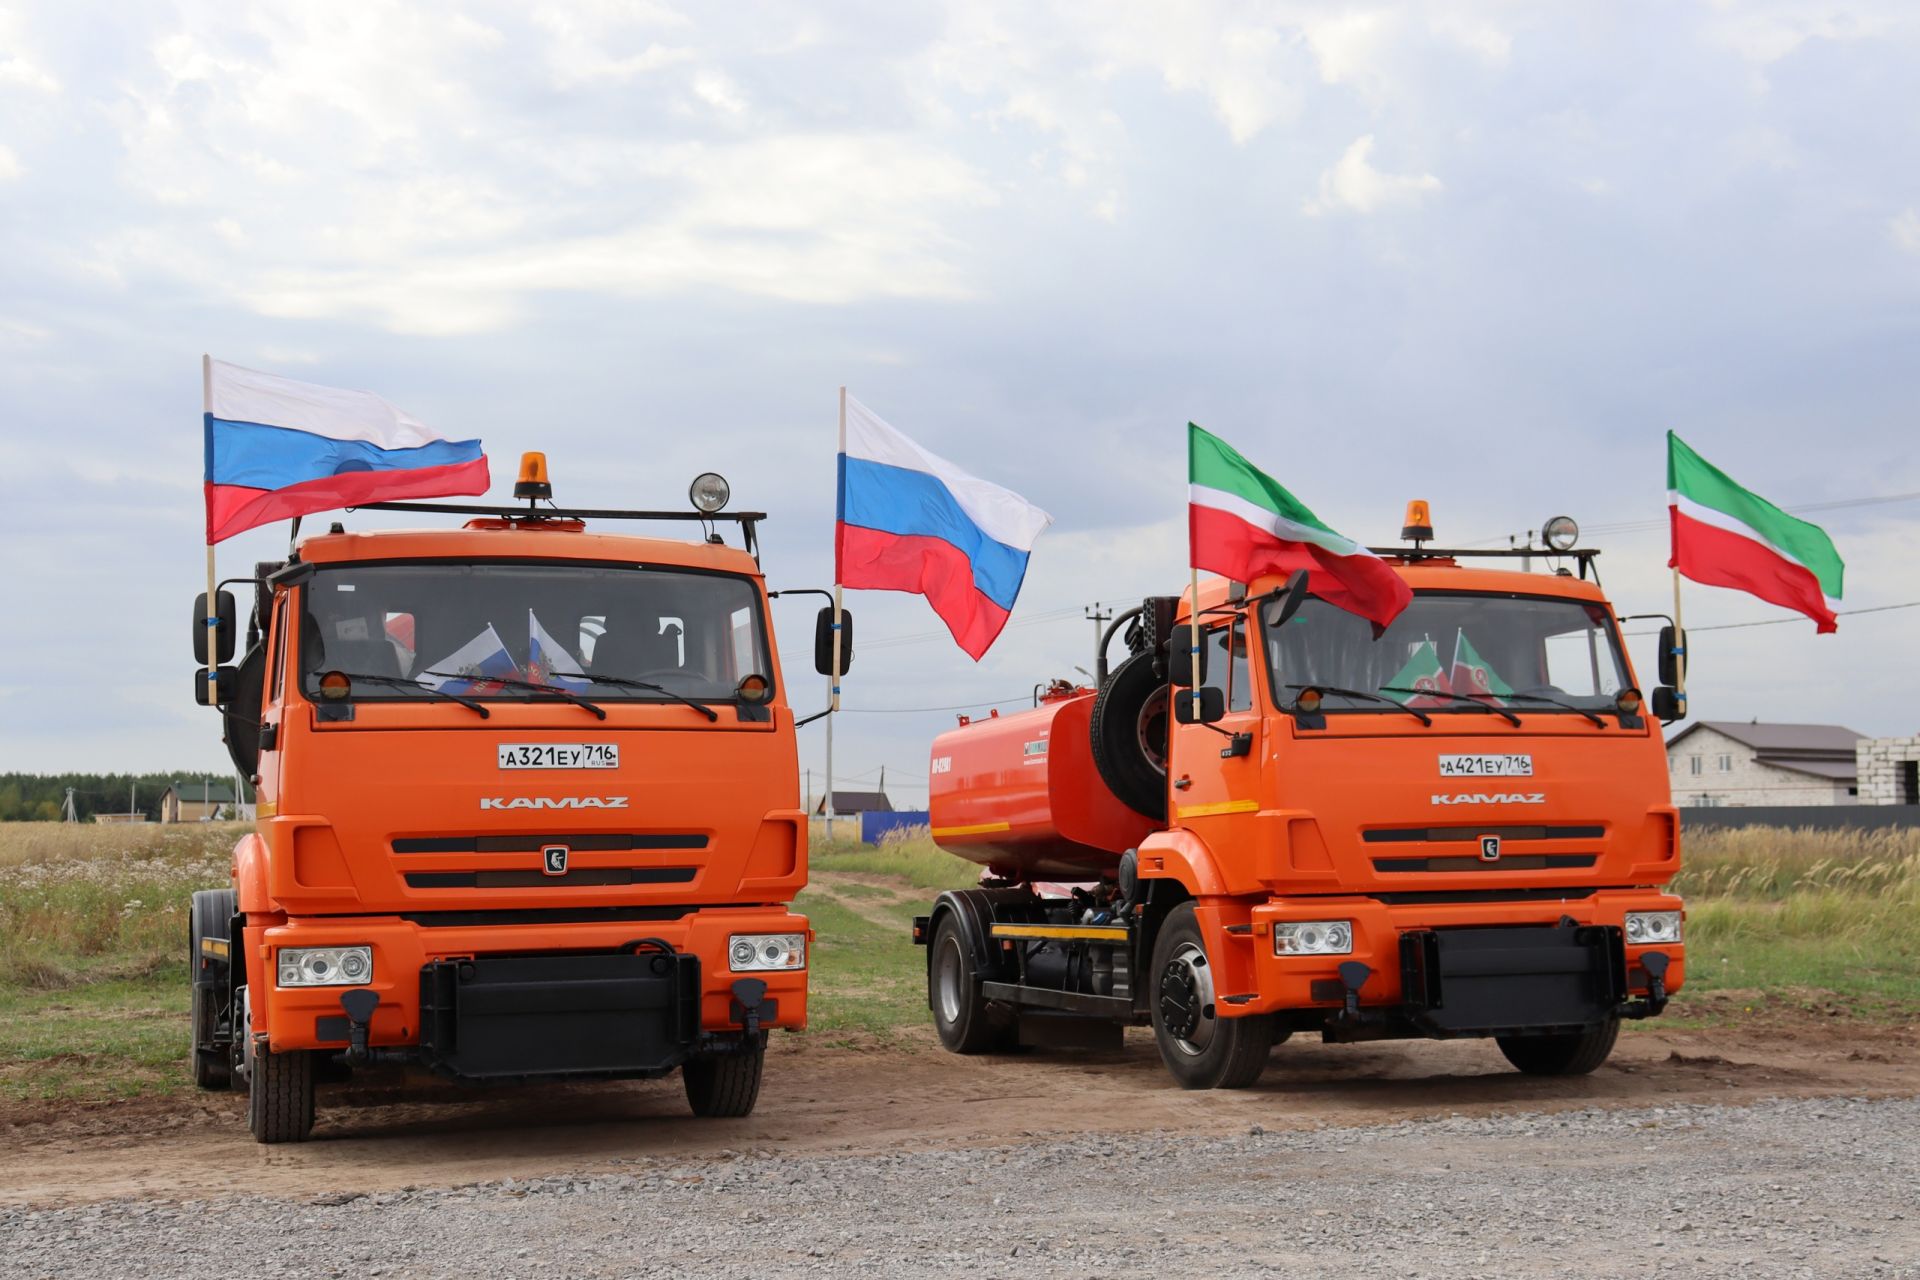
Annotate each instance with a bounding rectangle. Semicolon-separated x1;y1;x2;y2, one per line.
1085;602;1114;677
61;788;77;823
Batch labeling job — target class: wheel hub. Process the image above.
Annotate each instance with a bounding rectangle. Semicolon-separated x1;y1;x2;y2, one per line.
1157;942;1216;1055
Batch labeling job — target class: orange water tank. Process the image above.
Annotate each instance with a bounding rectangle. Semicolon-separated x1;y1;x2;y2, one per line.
929;692;1158;880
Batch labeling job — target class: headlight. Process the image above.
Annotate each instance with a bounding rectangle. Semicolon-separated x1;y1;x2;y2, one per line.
277;945;373;987
728;933;805;972
1273;920;1353;956
1625;911;1682;945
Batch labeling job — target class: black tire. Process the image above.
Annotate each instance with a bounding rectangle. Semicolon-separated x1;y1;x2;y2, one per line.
1149;902;1273;1089
1090;651;1171;820
1496;1017;1620;1076
247;1044;315;1144
188;889;236;1091
684;1041;765;1118
929;913;1014;1054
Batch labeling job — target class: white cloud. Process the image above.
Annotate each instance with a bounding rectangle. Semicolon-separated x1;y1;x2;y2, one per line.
0;6;59;92
1303;134;1442;216
1891;208;1920;255
0;142;18;180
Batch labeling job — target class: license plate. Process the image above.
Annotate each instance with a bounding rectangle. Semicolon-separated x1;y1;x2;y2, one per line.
497;743;620;770
1438;753;1533;777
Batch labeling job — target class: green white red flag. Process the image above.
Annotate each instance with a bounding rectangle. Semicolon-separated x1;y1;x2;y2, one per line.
1188;424;1411;634
1386;639;1451;707
1668;432;1844;633
1449;629;1512;702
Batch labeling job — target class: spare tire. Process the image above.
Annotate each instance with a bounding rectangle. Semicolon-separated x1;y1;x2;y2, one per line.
1090;651;1170;820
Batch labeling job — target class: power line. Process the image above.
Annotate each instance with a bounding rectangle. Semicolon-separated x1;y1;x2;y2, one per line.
839;695;1035;714
1460;488;1920;548
1623;599;1920;636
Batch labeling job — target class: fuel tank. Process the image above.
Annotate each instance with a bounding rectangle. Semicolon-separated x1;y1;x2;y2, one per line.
929;691;1157;879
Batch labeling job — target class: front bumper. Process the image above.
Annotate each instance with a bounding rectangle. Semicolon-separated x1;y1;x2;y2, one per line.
247;907;809;1067
1225;890;1684;1033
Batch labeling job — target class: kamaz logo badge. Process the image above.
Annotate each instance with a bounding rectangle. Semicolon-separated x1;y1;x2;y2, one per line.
542;845;569;875
479;796;630;810
1430;792;1545;806
1479;835;1502;861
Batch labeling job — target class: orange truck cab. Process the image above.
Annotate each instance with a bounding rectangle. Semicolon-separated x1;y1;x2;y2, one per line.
188;464;823;1142
914;514;1688;1089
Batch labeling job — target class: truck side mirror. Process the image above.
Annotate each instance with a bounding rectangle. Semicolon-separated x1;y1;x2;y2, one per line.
1657;624;1686;687
1173;686;1226;725
195;667;237;707
1166;631;1207;688
814;605;853;676
1260;569;1311;630
194;590;237;665
1651;686;1686;722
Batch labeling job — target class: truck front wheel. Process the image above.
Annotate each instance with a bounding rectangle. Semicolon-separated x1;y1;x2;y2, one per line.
1496;1017;1620;1076
247;1044;316;1144
1149;903;1273;1089
929;914;1013;1054
684;1041;764;1118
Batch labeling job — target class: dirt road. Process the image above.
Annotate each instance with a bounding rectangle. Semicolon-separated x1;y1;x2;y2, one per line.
4;1010;1914;1208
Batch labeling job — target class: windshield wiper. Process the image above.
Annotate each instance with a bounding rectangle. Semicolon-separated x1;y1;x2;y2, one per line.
1284;683;1431;726
1378;686;1522;727
422;671;607;720
578;673;720;722
1495;690;1607;728
318;672;490;719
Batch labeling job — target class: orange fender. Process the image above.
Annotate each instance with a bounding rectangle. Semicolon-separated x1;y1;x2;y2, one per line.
232;831;274;917
1134;827;1229;897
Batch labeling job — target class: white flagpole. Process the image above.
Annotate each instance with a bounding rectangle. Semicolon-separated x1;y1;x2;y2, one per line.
826;386;847;840
203;355;219;707
1189;567;1203;725
1671;566;1687;712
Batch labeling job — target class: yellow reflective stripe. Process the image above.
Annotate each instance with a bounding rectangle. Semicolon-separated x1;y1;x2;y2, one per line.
256;801;277;818
990;923;1130;941
931;821;1011;838
1176;799;1259;819
200;938;230;958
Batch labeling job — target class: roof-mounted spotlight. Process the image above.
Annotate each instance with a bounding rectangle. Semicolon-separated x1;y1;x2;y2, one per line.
689;472;731;514
1542;515;1579;553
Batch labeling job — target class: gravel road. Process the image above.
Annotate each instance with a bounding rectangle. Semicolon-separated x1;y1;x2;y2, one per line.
6;1095;1915;1280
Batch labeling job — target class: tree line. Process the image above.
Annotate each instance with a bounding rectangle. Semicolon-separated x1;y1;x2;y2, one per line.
0;773;251;822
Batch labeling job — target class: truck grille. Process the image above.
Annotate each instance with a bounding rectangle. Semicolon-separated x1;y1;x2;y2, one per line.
1373;854;1596;874
392;833;707;854
1362;825;1603;844
404;867;698;889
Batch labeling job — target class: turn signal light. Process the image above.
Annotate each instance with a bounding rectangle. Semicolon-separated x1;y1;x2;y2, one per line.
1616;687;1644;716
515;451;552;501
317;670;352;701
1294;687;1324;714
736;673;771;704
1402;499;1434;543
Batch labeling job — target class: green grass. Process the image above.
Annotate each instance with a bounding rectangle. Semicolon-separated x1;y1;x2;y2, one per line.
810;827;980;891
1;822;1915;1106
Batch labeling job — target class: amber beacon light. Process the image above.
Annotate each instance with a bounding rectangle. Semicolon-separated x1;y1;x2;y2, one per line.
1401;499;1434;545
514;451;552;501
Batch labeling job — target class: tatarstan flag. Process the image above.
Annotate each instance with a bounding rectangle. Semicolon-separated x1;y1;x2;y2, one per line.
1450;628;1512;702
1387;639;1451;707
1668;432;1844;633
1188;424;1411;634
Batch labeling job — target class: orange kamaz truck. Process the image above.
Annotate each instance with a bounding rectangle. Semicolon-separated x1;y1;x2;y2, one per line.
914;509;1687;1088
188;458;828;1141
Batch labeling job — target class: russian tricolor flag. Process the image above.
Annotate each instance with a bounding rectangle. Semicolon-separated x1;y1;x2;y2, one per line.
835;394;1052;660
203;358;490;544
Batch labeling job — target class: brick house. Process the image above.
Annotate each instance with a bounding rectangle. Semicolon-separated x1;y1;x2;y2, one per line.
1856;735;1920;805
1664;721;1863;808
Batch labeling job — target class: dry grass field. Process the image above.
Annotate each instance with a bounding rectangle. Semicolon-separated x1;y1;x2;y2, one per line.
0;820;1914;1105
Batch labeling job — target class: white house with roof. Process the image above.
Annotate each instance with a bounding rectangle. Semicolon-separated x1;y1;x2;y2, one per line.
1664;721;1863;808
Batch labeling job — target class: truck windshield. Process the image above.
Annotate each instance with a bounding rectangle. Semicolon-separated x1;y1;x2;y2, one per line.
1262;591;1628;714
299;562;771;705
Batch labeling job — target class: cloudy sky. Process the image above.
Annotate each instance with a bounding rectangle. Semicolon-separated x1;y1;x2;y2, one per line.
2;1;1917;804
